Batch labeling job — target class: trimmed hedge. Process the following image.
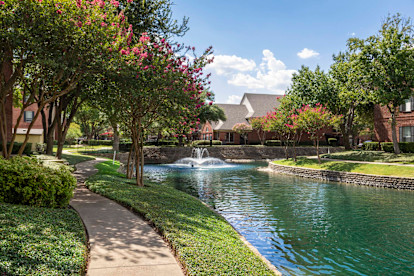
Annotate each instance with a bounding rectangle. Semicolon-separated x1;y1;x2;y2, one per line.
382;142;414;153
0;142;32;155
85;139;113;146
0;157;76;208
363;142;380;151
265;140;282;146
328;138;338;146
192;140;222;146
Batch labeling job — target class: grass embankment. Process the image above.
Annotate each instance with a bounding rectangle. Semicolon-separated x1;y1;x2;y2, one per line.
0;203;87;275
86;161;277;276
322;150;414;164
37;153;95;167
273;158;414;178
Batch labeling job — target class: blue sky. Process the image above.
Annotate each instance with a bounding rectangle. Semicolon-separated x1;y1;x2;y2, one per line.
171;0;414;104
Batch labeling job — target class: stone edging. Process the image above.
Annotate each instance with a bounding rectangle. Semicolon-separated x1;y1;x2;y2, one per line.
268;163;414;190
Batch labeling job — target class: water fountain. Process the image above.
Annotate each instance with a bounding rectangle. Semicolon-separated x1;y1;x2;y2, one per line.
172;147;231;168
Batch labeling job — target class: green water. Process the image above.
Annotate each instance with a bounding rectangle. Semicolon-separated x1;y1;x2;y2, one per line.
145;163;414;275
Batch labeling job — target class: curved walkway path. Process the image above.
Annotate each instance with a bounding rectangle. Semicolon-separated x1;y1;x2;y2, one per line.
70;157;183;276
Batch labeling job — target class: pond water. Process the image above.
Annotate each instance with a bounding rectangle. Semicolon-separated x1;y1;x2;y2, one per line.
144;162;414;275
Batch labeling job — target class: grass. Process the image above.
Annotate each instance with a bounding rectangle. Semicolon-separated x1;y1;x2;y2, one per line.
36;153;95;167
0;203;87;275
273;158;414;178
86;161;277;276
322;150;414;164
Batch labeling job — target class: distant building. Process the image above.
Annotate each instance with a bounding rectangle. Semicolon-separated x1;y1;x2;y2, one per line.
375;97;414;142
201;93;282;144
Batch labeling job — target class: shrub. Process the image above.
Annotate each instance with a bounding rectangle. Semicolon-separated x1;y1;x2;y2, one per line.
265;140;282;146
381;142;394;153
381;142;414;153
363;142;380;151
328;138;338;146
400;142;414;153
192;140;222;146
119;142;132;152
35;143;46;154
85;139;113;146
0;157;76;208
0;142;32;155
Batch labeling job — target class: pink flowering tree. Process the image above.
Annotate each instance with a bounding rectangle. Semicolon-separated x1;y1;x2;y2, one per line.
263;110;295;159
0;0;128;158
106;33;213;186
295;104;341;163
232;123;252;145
250;117;267;145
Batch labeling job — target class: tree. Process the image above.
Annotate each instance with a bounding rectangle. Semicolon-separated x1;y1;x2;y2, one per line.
0;0;128;158
295;104;341;163
348;14;414;154
250;117;267;145
232;123;252;145
66;123;82;145
104;33;213;186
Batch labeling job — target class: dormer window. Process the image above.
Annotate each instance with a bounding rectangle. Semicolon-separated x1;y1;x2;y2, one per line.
206;127;209;132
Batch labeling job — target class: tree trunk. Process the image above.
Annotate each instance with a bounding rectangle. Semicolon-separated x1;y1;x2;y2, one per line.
112;123;120;152
340;124;351;150
390;109;400;154
316;138;321;164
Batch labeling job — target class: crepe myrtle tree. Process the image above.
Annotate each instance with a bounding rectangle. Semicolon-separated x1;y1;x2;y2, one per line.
0;0;129;158
110;33;213;186
295;104;341;164
232;123;252;145
249;117;267;146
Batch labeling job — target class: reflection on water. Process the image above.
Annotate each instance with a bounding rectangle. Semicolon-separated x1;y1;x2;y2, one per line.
145;163;414;275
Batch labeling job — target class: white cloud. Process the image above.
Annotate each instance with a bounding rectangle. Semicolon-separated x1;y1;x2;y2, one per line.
297;48;320;59
206;55;256;76
226;95;242;104
227;49;296;93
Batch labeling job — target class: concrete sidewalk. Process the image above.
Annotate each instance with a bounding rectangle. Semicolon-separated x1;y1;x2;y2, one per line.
309;156;414;167
70;158;183;276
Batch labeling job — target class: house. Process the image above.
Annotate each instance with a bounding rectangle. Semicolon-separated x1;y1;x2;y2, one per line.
374;96;414;142
201;93;282;144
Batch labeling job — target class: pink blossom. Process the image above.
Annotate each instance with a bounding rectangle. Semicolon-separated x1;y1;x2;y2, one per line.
56;9;62;14
0;1;5;4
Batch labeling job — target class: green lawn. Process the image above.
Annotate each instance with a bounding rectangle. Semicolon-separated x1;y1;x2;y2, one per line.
0;203;87;275
86;161;278;276
322;150;414;164
273;158;414;178
37;153;95;166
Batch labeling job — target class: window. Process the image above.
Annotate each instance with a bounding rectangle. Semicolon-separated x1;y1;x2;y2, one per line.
400;126;414;142
400;97;414;112
24;111;34;122
225;132;234;142
206;127;209;132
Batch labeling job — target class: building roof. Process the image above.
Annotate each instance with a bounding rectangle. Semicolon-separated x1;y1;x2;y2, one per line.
211;93;282;131
242;93;281;118
212;104;249;131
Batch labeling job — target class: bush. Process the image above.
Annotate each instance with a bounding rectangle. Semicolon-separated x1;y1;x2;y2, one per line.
119;142;132;152
382;142;414;153
85;139;113;146
265;140;282;146
35;143;46;154
328;138;338;146
0;142;32;155
363;142;380;151
192;140;222;146
0;157;76;208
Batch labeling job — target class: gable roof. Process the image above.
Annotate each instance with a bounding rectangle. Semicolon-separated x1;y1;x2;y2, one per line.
212;104;248;131
210;93;282;131
241;93;281;118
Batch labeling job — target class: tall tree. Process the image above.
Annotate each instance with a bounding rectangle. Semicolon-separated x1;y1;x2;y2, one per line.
348;14;414;154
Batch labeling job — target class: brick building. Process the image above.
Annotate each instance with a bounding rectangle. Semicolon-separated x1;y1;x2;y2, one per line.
374;97;414;142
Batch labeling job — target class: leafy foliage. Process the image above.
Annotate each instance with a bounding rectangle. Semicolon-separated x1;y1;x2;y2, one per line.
86;161;277;276
0;157;76;208
0;203;87;275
